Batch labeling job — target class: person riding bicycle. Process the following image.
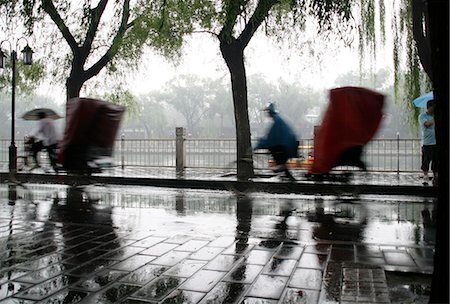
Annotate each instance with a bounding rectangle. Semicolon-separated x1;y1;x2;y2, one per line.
29;111;60;171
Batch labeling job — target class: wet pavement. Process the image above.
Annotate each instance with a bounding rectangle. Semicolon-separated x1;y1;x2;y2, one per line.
0;183;434;303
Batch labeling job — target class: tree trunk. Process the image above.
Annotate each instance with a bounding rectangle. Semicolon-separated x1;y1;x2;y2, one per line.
428;0;449;302
412;0;433;81
220;41;254;180
66;74;84;100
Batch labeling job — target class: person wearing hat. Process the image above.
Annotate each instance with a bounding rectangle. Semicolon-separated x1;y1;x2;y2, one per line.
419;99;438;186
254;103;298;181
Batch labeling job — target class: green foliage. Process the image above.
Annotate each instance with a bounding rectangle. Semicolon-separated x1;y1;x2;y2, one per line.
358;0;431;130
100;87;138;115
0;55;45;95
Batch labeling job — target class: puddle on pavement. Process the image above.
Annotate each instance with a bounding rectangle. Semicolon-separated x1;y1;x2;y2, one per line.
386;272;432;304
0;183;436;303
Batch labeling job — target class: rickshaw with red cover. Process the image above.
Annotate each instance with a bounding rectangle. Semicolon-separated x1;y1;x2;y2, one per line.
58;98;125;174
306;86;384;181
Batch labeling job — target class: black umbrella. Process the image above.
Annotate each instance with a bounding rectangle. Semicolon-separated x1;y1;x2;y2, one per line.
21;108;63;120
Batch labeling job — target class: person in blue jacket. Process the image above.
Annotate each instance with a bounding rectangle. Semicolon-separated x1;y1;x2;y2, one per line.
254;103;298;181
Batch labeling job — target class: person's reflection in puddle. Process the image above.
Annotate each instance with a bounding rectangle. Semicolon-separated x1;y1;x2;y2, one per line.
421;199;436;245
175;191;186;216
308;197;367;242
50;185;120;300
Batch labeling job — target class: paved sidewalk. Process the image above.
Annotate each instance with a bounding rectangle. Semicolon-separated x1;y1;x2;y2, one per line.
0;184;434;303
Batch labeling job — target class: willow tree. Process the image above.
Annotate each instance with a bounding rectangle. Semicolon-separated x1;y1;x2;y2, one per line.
358;0;432;127
0;0;212;100
195;0;352;180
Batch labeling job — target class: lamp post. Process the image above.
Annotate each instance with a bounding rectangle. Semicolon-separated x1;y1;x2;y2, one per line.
0;38;34;176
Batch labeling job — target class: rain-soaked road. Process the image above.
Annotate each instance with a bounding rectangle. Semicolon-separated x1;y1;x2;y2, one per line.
0;183;434;303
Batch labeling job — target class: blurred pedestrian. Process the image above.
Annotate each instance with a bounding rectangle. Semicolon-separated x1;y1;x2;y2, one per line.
29;111;60;171
419;99;438;186
254;103;298;181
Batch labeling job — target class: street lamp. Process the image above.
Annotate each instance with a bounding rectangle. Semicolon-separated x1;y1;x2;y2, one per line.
0;38;34;175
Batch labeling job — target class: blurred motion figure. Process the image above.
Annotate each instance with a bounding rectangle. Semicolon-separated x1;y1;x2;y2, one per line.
254;103;298;181
29;111;60;171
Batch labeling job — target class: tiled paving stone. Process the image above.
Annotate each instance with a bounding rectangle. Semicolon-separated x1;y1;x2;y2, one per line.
13;274;80;301
247;275;289;299
69;258;119;276
199;282;249;304
289;268;323;290
165;235;192;245
103;246;146;260
88;283;141;304
164;260;206;278
357;245;384;258
141;243;179;256
208;237;235;248
0;297;35;304
21;245;60;259
161;290;205;304
14;263;67;284
175;240;209;252
356;256;386;266
134;236;167;248
383;250;416;267
0;268;29;285
189;247;224;261
0;281;30;300
304;244;331;254
180;270;225;293
256;240;283;251
412;258;434;273
121;298;157;304
74;269;128;292
63;250;109;265
263;258;297;277
120;264;167;285
407;247;435;260
340;264;390;303
94;239;137;250
224;264;263;284
110;254;156;272
151;251;191;267
222;243;253;255
132;276;185;301
204;255;242;271
280;288;320;304
329;248;355;263
35;289;88;303
298;253;328;270
14;253;66;271
274;245;304;260
244;250;273;265
241;298;278;304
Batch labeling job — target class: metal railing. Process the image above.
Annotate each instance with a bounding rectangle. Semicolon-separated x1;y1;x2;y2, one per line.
0;135;422;173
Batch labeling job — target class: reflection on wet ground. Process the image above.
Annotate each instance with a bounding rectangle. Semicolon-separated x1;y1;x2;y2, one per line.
0;183;434;303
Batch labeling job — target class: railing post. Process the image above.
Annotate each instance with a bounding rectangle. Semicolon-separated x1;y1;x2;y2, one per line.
176;127;186;178
396;132;400;175
121;134;125;170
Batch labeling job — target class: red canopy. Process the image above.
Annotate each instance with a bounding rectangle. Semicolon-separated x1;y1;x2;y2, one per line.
309;87;384;174
58;98;125;169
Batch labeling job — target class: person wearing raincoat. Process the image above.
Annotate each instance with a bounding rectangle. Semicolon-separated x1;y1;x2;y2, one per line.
254;103;298;181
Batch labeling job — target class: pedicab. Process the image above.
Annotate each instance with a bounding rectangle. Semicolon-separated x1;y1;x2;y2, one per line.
306;86;384;182
58;97;125;174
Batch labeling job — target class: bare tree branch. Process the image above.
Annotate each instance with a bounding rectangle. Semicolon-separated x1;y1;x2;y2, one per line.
84;0;131;80
239;0;279;48
81;0;109;58
41;0;79;53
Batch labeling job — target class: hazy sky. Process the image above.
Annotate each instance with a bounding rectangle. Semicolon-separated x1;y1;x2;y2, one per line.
34;4;394;103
